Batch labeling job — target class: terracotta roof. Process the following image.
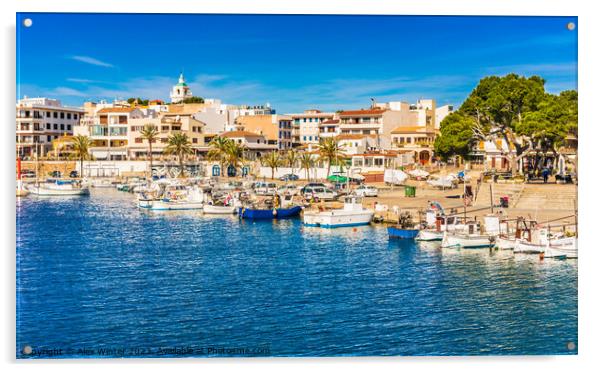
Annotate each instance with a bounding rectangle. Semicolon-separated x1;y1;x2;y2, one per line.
221;130;264;138
391;126;435;134
339;109;386;116
97;107;136;114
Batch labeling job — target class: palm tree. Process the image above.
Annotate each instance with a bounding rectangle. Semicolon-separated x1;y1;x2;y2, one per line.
207;136;232;177
261;151;281;180
317;138;345;178
140;123;159;178
225;140;246;176
285;149;297;173
164;133;193;177
299;152;314;181
71;135;91;177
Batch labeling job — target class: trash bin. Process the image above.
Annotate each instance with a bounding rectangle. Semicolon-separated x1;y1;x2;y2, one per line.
405;185;416;197
500;196;509;208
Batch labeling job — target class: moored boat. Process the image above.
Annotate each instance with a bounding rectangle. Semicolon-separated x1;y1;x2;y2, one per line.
138;183;205;210
203;204;237;214
27;179;89;196
239;206;302;219
303;196;374;228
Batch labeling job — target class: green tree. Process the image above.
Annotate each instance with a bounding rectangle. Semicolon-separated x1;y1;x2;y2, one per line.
182;96;205;104
459;74;547;174
299;152;314;181
71;135;92;177
261;151;281;180
164;133;193;177
225;140;246;175
207;136;233;177
317;138;345;178
284;149;297;172
140;123;159;178
434;112;475;161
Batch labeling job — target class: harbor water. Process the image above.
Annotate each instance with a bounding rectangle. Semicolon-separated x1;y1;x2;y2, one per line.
16;189;578;357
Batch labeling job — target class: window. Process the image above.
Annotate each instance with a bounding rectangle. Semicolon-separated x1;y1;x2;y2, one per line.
46;111;51;117
375;158;384;167
67;113;71;119
53;124;58;130
135;138;143;144
60;112;65;119
161;138;168;143
73;114;78;120
46;123;50;129
47;135;51;142
67;125;71;131
53;112;58;118
192;138;198;144
60;124;65;130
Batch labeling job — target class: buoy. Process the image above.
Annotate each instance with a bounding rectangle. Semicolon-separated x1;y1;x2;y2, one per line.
539;252;545;260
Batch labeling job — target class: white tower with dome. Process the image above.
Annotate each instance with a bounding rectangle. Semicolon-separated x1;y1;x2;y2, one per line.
170;72;193;103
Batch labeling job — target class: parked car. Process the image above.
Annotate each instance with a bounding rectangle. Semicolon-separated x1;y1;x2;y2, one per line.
303;186;338;201
69;170;79;178
20;169;36;179
49;170;61;178
279;174;299;181
300;183;328;194
353;185;378;197
277;184;300;195
254;182;278;196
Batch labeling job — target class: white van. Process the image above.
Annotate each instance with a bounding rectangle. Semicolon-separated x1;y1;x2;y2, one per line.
303;186;338;201
254;182;277;196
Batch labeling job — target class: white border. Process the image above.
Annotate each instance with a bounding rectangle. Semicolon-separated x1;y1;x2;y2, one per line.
2;1;601;371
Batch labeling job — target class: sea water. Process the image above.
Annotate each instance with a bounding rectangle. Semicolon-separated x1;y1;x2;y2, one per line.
16;189;577;357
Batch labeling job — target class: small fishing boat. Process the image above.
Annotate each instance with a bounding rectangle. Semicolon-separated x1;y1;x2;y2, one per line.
303;196;374;228
203;204;237;214
441;220;495;249
387;211;419;239
138;184;205;210
239;194;302;220
27;179;90;196
415;230;444;241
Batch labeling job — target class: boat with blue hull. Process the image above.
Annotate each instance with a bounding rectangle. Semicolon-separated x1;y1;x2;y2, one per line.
239;206;302;219
387;227;420;239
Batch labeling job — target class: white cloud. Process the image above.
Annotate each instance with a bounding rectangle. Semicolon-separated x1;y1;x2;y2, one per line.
70;55;115;68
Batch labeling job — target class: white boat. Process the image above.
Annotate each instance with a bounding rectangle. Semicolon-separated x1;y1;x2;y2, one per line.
203;204;237;214
408;169;429;180
303;196;374;228
543;245;567;259
548;236;578;258
415;229;444;241
496;236;517;250
441;231;494;249
27;180;89;196
138;184;205;210
441;221;495;249
16;180;29;197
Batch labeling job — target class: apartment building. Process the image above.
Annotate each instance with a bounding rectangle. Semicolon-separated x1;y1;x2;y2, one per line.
16;97;84;158
220;130;278;160
74;107;146;160
288;109;336;145
127;113;208;159
338;107;414;149
235;114;293;150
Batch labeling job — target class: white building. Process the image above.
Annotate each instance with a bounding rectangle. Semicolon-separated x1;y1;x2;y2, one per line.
16;97;84;158
288;109;336;145
169;73;193;103
435;104;454;129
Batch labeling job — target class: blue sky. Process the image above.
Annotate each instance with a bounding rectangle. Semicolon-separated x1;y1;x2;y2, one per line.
16;13;577;113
